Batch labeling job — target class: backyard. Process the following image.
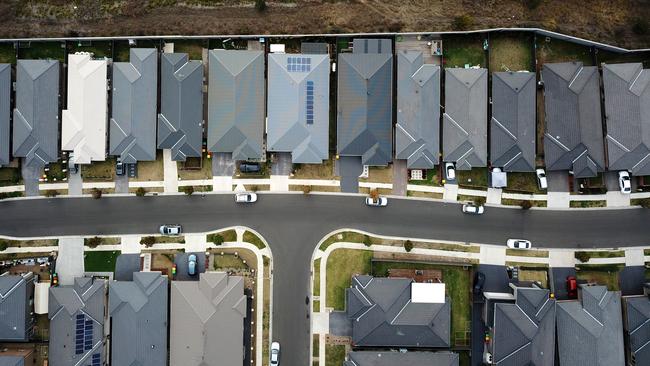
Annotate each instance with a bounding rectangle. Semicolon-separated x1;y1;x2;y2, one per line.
84;250;120;272
443;34;487;68
17;41;65;61
536;37;593;67
489;32;534;72
168;39;206;60
67;40;112;58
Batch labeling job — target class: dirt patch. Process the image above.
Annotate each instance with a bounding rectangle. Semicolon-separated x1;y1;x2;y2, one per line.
133;151;164;182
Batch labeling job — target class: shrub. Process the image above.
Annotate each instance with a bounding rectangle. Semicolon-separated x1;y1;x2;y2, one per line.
302;185;311;195
404;240;413;252
0;241;8;252
523;0;542;10
472;196;486;206
207;234;224;246
639;198;650;209
255;0;266;12
91;188;102;199
575;251;591;263
44;190;58;197
135;187;146;197
86;236;102;248
520;200;533;210
363;235;372;247
452;15;474;31
633;18;649;35
249;185;259;192
140;236;156;247
181;186;194;196
369;189;379;200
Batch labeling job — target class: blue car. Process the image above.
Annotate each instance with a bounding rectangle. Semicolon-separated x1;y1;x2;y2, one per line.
188;254;197;276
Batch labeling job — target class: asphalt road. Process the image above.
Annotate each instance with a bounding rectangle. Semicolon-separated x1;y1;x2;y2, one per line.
1;194;649;366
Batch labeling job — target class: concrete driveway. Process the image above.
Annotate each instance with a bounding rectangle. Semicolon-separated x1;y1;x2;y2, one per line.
392;160;407;196
21;163;41;197
213;152;235;176
271;152;292;176
337;156;362;193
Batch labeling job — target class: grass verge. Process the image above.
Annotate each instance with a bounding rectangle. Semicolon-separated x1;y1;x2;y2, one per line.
243;231;266;249
325;249;372;310
325;345;346;366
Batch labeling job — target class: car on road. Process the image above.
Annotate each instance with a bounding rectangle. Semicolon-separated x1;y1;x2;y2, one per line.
365;196;388;207
566;275;577;299
506;239;532;249
270;342;280;365
536;168;547;190
159;224;182;236
188;254;197;276
618;171;631;194
445;162;456;181
235;192;258;203
473;271;485;294
462;203;484;215
240;162;261;173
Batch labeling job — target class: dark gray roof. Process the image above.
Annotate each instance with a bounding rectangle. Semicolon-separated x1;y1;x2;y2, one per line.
542;62;605;178
344;351;459;366
13;59;60;168
114;254;141;281
337;51;393;166
623;295;650;363
490;72;536;172
0;273;34;342
109;272;168;366
490;286;555;365
110;48;158;164
208;50;265;161
442;68;487;170
301;42;329;55
395;50;440;169
603;63;650;175
0;356;24;366
0;64;9;166
353;39;392;55
556;285;624;366
267;52;330;164
346;275;450;348
49;277;106;366
157;53;203;162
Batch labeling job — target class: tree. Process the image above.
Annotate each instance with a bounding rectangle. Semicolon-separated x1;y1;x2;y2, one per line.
255;0;267;12
472;196;486;206
208;234;224;246
363;235;372;247
91;188;102;199
135;187;146;197
302;185;311;195
44;190;58;197
140;236;156;247
0;241;8;252
86;236;102;248
520;200;533;210
575;251;591;263
404;240;413;252
369;189;379;200
181;186;194;196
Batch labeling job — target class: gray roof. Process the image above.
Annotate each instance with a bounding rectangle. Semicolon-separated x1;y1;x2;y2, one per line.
623;295;650;363
301;42;329;55
344;351;459;366
490;286;555;366
0;273;34;342
0;356;24;366
170;272;247;366
13;59;60;168
109;272;168;366
337;51;393;166
110;48;158;164
556;285;624;366
442;68;487;170
49;277;106;366
353;38;392;55
0;64;9;166
267;52;330;164
542;62;605;178
157;53;203;162
490;72;536;172
395;50;440;169
346;275;450;348
603;63;650;175
114;254;141;281
208;50;265;161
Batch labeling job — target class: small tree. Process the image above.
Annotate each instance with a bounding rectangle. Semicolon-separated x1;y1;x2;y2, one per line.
44;190;58;198
181;186;194;196
520;200;533;210
255;0;267;12
472;196;486;206
0;241;8;252
91;188;102;199
135;187;146;197
302;185;311;195
363;235;372;247
140;236;156;247
208;234;224;246
249;185;259;192
638;198;650;209
369;189;379;200
86;236;102;248
575;251;591;263
452;15;474;31
404;240;413;252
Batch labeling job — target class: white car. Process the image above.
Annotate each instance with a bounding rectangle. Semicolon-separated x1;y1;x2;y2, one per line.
536;169;548;190
618;171;631;194
270;342;280;365
507;239;532;249
235;192;258;203
159;224;182;236
365;197;388;207
462;203;484;215
445;162;456;181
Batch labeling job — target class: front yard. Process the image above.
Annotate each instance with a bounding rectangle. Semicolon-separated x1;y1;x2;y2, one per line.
325;249;372;310
457;167;488;189
84;250;120;272
576;264;622;291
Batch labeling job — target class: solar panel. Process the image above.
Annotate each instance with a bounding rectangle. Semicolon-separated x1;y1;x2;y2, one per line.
306;81;315;125
75;314;85;354
91;353;101;366
286;56;311;73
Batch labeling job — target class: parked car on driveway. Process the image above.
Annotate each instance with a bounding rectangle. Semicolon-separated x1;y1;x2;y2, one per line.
566;276;578;299
240;162;261;173
445;162;456;181
270;342;280;365
462;203;484;215
187;254;197;276
159;224;182;236
618;171;631;194
116;159;125;176
365;197;388;207
235;192;258;203
506;239;532;249
536;168;547;190
473;271;485;294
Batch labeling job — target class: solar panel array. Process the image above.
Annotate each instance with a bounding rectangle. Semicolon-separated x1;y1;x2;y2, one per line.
286;57;311;72
84;317;93;351
91;353;101;366
306;81;314;125
75;313;95;355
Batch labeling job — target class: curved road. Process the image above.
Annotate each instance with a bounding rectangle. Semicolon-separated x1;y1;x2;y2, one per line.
1;194;648;366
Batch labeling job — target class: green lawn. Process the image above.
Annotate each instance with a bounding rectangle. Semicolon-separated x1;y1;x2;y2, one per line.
576;265;622;291
17;41;65;61
501;198;547;207
575;250;625;259
0;168;21;186
371;261;472;347
506;249;549;258
443;34;487;68
84;251;120;272
0;43;16;64
536;38;593;67
408;169;441;187
81;158;116;182
319;231;367;251
243;231;266;249
489;32;534;72
67;41;113;59
326;249;372;310
313;258;321;297
569;200;607;208
457;167;489;189
169;39;206;60
220;229;237;242
325;345;346;366
214;254;248;270
504;172;544;194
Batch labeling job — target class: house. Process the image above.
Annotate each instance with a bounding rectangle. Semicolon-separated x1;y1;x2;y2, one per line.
344;351;459;366
442;68;487;170
490;71;536;172
603;63;650;176
622;283;650;365
346;275;450;348
13;59;60;168
157;53;203;162
483;283;555;365
556;284;624;366
169;272;247;366
337;39;393;166
49;277;106;366
0;64;9;166
395;49;440;169
208;50;265;161
0;347;35;366
110;48;158;164
0;273;36;342
109;272;168;366
267;48;330;164
61;53;108;165
542;62;605;178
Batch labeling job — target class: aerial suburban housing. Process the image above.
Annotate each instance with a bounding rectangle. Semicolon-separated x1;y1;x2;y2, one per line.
344;351;459;366
622;284;650;364
157;53;204;162
443;68;488;170
0;64;9;167
208;49;265;161
0;273;35;342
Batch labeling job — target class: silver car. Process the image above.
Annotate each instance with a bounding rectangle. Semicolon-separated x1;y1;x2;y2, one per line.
187;254;197;276
270;342;280;365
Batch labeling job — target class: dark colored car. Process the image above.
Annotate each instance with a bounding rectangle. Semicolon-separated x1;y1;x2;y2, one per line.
240;163;261;173
116;160;125;176
566;276;577;299
473;271;486;294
